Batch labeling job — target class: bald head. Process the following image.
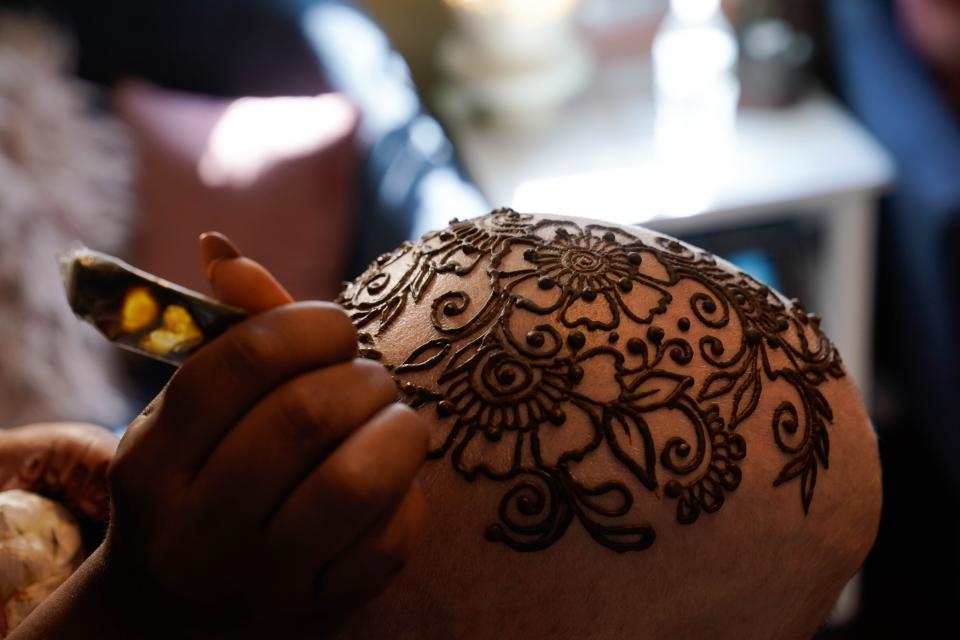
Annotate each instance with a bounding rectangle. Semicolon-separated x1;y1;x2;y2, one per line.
333;210;881;639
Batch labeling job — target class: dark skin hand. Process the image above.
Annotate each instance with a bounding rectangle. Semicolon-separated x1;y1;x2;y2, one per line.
11;233;429;639
0;422;118;541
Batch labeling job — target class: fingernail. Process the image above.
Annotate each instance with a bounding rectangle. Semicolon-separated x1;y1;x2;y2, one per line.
199;231;241;280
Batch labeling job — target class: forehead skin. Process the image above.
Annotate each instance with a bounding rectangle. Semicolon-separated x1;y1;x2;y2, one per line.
334;210;882;640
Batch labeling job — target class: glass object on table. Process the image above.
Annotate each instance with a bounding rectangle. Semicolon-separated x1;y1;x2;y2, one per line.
438;0;592;123
652;0;739;214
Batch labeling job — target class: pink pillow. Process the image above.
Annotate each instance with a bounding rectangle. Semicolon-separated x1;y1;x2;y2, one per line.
113;81;360;301
897;0;960;85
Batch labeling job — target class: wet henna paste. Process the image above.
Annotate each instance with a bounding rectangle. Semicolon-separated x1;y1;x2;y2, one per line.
337;210;845;553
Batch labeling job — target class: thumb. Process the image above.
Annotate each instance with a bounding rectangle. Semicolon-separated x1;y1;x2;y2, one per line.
198;232;294;313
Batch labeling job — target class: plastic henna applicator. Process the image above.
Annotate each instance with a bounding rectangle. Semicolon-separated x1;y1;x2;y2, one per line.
59;247;248;366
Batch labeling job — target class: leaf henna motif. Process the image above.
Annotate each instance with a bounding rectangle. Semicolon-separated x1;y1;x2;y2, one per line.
604;404;659;491
337;209;846;553
624;371;693;410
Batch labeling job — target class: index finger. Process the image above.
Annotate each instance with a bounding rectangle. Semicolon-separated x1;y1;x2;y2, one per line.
200;231;294;312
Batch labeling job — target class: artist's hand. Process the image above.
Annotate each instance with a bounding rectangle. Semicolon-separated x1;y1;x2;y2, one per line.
0;422;118;526
101;233;429;631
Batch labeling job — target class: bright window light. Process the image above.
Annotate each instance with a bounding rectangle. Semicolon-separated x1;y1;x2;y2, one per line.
197;95;355;188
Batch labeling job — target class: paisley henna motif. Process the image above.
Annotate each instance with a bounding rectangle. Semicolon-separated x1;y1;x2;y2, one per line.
337;209;845;553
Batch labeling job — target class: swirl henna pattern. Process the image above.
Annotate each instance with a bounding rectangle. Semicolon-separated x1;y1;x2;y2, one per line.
337;210;845;553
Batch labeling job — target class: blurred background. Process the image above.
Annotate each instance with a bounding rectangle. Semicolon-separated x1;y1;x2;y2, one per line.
0;0;958;635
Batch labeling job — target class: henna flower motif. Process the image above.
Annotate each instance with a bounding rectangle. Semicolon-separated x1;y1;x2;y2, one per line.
409;332;579;483
527;227;634;295
436;336;570;440
511;226;672;331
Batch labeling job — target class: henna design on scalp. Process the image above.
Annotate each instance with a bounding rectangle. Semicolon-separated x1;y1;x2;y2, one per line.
337;209;845;553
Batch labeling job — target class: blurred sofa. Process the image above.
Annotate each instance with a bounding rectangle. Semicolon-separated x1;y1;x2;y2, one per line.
24;0;486;280
114;83;360;301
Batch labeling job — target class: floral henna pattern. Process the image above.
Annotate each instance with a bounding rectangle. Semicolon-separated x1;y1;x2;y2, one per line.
337;209;845;553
